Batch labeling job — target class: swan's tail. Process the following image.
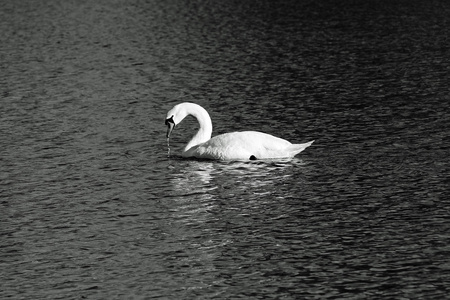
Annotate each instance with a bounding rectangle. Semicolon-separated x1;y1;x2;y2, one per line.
287;140;314;157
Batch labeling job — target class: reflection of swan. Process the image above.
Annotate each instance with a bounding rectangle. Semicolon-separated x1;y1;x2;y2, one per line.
165;102;314;160
169;161;216;223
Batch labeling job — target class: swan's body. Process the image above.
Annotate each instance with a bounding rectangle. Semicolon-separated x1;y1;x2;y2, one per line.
165;102;314;160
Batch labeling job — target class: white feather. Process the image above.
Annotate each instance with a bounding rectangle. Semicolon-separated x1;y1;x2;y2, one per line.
165;102;314;160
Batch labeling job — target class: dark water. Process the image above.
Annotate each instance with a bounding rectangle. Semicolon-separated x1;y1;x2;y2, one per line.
1;0;450;299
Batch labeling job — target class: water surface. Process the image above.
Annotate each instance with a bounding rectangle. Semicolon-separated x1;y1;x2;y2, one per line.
1;0;450;299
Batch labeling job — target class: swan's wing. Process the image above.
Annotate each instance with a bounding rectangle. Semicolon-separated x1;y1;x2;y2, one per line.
229;132;313;158
184;132;254;160
186;131;290;160
184;131;312;160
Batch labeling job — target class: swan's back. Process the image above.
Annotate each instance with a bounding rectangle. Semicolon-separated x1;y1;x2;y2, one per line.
184;131;313;160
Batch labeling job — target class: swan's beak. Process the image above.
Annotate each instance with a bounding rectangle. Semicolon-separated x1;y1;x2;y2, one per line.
165;116;175;138
166;122;175;138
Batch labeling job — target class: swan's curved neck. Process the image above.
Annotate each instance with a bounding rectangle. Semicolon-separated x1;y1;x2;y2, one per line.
183;103;212;152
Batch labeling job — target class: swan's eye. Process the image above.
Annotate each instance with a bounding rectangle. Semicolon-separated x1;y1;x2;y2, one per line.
165;116;175;125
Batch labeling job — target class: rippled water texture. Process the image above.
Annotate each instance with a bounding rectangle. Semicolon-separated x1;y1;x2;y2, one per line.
1;0;450;299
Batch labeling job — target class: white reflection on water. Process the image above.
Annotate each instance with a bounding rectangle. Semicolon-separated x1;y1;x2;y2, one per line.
158;157;313;296
166;158;309;223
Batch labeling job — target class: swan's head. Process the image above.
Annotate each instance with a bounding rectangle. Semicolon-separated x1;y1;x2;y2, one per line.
165;103;189;138
165;102;211;139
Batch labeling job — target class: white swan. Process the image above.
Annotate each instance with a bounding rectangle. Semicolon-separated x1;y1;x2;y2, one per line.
165;102;314;160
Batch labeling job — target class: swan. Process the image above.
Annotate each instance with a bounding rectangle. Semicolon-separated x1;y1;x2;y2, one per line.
165;102;314;160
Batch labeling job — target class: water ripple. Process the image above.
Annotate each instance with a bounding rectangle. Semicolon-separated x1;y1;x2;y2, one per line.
2;0;450;299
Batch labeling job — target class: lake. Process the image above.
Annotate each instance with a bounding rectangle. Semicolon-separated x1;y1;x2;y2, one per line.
1;0;449;299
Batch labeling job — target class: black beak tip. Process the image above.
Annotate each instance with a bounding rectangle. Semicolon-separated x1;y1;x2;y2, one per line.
166;119;175;138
